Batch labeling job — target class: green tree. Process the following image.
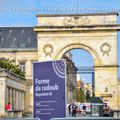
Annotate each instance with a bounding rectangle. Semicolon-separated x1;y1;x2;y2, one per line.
86;90;90;102
76;88;85;102
0;58;25;78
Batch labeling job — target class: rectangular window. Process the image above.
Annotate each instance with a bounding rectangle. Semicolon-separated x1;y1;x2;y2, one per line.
19;62;25;72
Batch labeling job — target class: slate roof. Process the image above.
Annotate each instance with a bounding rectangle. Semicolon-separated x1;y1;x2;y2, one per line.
0;27;37;50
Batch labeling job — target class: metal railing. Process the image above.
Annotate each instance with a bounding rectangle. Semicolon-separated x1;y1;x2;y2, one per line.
51;117;120;120
0;118;39;120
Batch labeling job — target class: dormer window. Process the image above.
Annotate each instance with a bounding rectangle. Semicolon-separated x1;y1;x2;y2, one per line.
28;37;31;43
21;29;24;34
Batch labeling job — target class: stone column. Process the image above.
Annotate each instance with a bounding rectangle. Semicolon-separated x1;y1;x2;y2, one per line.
19;91;21;110
0;79;6;115
16;90;18;110
12;89;16;110
7;87;10;104
9;88;12;107
14;90;16;110
6;87;9;105
21;92;24;110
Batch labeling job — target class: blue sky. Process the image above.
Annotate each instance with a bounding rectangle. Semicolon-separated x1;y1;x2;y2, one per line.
1;0;120;26
70;49;94;83
0;0;120;82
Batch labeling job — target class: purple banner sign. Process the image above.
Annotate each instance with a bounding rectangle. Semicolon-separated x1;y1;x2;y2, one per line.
33;60;66;120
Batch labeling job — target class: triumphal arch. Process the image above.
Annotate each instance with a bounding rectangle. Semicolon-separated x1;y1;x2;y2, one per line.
34;12;120;109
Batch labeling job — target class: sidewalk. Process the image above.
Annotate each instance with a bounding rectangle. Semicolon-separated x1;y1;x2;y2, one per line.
67;113;91;117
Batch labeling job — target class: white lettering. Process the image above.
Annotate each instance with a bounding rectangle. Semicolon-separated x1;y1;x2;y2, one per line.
35;85;41;91
35;79;50;85
42;84;59;91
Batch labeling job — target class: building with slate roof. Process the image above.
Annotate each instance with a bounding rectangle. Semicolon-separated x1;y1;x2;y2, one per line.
0;27;78;115
0;27;38;113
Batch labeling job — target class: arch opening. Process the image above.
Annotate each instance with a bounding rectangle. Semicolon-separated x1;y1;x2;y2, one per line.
60;47;95;106
55;43;101;66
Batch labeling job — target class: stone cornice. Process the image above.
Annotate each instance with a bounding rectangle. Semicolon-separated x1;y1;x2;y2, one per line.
100;94;112;97
0;48;37;52
36;12;119;17
0;68;26;82
94;65;119;68
34;24;120;32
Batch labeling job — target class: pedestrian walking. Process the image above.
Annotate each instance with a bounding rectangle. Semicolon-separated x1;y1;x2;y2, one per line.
68;103;72;116
103;103;111;117
82;104;86;116
72;103;77;117
5;103;12;111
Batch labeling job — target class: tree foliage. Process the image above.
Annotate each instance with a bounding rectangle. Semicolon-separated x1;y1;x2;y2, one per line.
0;58;25;79
86;90;91;102
76;88;85;102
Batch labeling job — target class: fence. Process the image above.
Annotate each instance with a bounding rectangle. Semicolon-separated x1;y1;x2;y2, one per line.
51;117;120;120
0;118;39;120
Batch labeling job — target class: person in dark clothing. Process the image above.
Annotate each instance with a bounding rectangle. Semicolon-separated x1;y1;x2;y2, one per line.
72;103;77;117
82;105;86;116
68;103;72;116
103;103;111;117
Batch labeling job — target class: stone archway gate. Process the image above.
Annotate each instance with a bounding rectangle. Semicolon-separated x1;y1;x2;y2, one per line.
34;12;120;109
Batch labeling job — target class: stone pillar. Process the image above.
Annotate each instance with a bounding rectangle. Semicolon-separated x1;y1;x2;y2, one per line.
14;90;16;110
9;88;12;107
0;79;6;115
12;89;16;110
7;87;10;103
18;91;20;110
19;91;22;110
21;92;24;110
6;87;9;105
18;90;21;110
94;66;118;109
24;60;32;113
16;90;18;110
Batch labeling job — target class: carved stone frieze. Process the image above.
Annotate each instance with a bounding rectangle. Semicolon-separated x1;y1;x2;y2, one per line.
63;16;91;26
